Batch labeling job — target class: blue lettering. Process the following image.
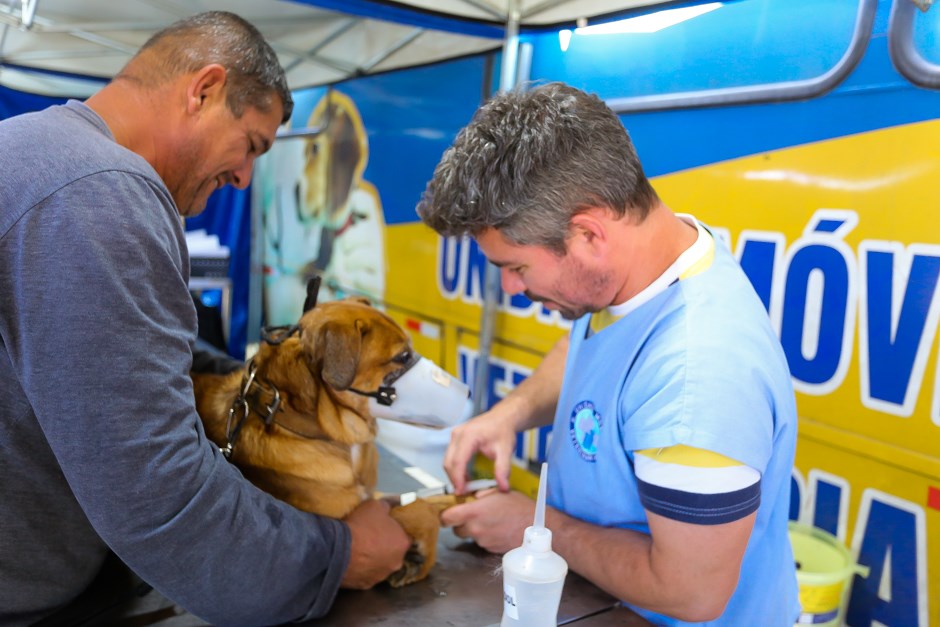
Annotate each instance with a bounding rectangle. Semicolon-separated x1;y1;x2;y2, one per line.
466;240;490;302
486;362;508;410
509;370;532;460
778;210;858;395
513;431;525;460
435;237;569;327
861;243;940;415
792;475;927;627
458;347;542;462
814;218;848;233
738;238;779;313
438;236;462;296
535;425;551;464
847;491;926;626
458;350;472;387
781;243;849;384
789;473;802;522
510;290;531;309
812;479;843;538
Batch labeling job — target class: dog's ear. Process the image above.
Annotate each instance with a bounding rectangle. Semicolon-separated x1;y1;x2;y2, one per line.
328;109;361;214
312;319;363;390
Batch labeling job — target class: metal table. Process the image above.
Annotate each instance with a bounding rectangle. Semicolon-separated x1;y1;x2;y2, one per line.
315;451;652;626
321;527;650;626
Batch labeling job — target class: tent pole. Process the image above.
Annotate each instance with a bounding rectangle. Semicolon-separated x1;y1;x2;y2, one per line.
472;0;520;416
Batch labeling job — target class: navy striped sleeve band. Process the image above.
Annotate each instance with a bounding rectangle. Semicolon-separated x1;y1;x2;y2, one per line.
636;479;760;525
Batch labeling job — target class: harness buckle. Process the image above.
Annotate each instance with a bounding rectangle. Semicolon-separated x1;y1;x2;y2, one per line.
223;398;250;457
263;388;282;425
375;386;397;406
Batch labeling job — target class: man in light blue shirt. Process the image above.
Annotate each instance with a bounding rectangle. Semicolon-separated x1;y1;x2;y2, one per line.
419;82;800;625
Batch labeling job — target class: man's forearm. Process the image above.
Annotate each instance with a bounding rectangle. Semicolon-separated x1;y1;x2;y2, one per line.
547;509;657;607
546;507;746;622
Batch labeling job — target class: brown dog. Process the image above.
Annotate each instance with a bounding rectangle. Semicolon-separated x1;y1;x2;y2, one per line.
191;296;451;587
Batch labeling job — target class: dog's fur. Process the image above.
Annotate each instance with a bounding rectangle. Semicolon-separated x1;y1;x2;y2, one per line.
191;298;452;587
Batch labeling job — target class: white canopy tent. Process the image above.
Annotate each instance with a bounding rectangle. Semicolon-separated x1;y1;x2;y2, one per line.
0;0;689;97
0;0;702;409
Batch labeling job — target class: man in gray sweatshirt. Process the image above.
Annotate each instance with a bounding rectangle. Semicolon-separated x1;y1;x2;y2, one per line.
0;11;409;626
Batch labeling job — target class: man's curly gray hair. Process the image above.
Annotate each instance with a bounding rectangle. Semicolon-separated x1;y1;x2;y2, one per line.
416;82;658;255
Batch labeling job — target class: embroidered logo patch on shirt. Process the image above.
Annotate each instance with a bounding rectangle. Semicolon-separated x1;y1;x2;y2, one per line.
569;400;602;461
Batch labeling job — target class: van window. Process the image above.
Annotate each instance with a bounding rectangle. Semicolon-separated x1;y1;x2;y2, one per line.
912;2;940;64
526;0;869;110
889;0;940;88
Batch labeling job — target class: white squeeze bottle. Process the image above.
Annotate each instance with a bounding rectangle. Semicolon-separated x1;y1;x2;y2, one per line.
500;462;568;627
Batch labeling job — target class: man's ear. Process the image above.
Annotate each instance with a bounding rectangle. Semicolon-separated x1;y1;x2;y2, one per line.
186;64;227;115
568;208;609;257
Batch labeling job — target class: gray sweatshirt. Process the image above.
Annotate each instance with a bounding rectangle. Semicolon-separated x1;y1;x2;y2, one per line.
0;101;349;626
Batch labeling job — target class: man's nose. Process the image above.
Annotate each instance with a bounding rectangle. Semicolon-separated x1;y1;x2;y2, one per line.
500;267;524;295
230;158;255;190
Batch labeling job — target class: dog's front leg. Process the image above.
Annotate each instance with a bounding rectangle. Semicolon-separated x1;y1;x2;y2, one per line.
386;499;442;587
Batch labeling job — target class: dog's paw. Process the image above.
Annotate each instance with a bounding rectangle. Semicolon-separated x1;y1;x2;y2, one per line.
386;541;427;588
386;499;442;587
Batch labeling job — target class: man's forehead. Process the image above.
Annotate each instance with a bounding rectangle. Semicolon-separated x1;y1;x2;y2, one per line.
476;228;531;264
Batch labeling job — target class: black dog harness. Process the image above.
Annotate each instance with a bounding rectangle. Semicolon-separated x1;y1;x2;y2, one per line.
220;330;416;458
221;359;282;459
219;275;415;457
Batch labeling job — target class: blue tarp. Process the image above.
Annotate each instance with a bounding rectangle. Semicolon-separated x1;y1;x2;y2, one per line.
0;84;64;119
290;0;504;37
186;187;253;360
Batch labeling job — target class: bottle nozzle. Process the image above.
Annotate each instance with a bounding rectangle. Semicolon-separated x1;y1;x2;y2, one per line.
534;462;548;529
523;462;553;552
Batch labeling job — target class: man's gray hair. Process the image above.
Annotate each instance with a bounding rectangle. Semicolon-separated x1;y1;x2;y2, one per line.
123;11;293;123
416;82;658;254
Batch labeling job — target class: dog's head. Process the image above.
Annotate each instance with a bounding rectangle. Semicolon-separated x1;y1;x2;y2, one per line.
252;298;412;444
300;90;368;226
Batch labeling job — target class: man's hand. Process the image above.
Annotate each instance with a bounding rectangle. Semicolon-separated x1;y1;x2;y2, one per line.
444;412;518;493
444;335;568;493
341;499;411;589
440;489;535;554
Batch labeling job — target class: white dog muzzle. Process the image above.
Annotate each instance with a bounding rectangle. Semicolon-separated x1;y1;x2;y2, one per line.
366;356;472;429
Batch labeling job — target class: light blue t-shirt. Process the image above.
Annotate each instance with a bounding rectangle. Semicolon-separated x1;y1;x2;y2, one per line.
547;225;800;625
